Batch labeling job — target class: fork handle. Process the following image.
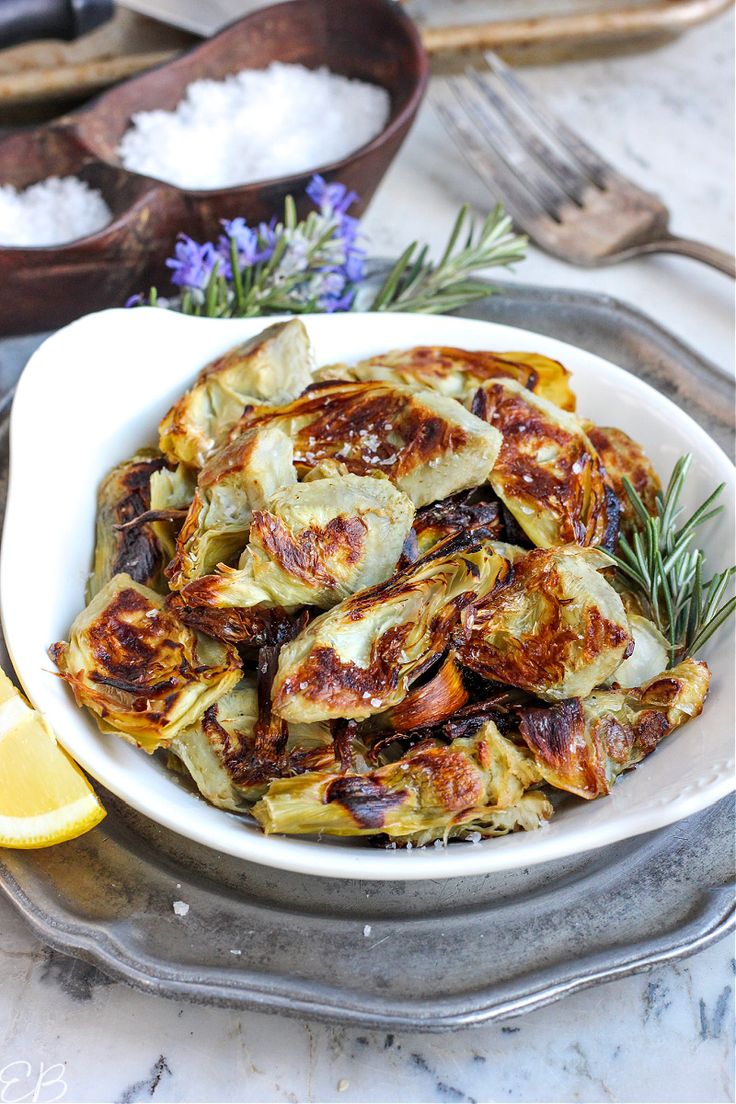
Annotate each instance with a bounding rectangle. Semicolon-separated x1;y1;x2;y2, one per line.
611;237;736;277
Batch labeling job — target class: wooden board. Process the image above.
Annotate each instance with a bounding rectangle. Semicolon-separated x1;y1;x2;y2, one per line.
0;0;731;115
0;9;193;114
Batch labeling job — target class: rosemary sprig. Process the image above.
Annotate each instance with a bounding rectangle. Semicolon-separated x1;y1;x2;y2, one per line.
138;185;527;320
368;204;526;314
609;454;736;665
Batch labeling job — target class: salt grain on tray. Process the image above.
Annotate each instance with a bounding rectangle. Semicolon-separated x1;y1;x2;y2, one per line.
0;176;112;246
118;62;390;190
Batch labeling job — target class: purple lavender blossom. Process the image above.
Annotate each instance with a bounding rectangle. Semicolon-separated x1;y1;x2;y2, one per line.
306;174;359;216
162;176;364;313
220;217;274;269
314;270;346;312
320;287;355;313
166;234;221;289
306;175;365;305
125;293;143;308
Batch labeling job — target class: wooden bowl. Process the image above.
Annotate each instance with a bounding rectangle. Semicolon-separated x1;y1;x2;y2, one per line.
0;0;428;335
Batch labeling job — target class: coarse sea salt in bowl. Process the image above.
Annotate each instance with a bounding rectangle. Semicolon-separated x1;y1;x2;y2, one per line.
0;0;427;336
74;0;428;225
0;177;112;248
116;63;393;192
0;126;170;334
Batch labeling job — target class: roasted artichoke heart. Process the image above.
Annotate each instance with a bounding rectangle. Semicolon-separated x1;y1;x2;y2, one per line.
607;613;668;688
177;473;415;618
50;333;723;854
166;425;296;590
472;378;620;549
404;491;502;564
170;681;341;809
583;423;661;537
49;574;241;753
317;345;576;412
271;535;509;723
230;379;501;508
458;546;633;701
87;451;170;602
252;721;552;842
146;462;197;560
518;657;710;799
159;319;312;467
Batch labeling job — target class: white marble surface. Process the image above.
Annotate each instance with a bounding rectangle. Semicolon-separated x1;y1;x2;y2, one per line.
0;8;734;1104
365;10;735;376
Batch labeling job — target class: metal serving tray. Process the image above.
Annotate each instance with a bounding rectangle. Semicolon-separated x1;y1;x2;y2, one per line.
0;282;733;1032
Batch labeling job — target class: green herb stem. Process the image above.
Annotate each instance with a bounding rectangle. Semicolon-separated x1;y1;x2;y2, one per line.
611;455;735;664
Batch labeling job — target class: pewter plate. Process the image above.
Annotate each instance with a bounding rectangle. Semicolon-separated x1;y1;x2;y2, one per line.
0;282;733;1029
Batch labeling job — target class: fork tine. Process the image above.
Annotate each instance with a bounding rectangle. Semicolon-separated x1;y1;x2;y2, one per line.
446;72;569;221
432;82;551;231
464;67;587;206
483;51;611;189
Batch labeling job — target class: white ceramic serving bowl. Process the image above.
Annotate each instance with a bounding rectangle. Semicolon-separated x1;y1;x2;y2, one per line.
2;308;733;879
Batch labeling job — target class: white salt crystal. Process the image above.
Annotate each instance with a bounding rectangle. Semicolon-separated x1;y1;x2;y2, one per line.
363;924;372;937
0;176;112;246
172;900;189;916
118;62;391;190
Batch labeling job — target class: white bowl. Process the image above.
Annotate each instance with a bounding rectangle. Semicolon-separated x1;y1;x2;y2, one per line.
2;308;733;880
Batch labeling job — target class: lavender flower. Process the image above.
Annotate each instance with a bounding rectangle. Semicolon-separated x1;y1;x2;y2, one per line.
304;175;365;309
306;174;358;216
166;234;221;289
219;217;274;271
157;175;366;315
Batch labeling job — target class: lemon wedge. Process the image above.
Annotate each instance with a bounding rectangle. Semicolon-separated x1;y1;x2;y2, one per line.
0;670;105;848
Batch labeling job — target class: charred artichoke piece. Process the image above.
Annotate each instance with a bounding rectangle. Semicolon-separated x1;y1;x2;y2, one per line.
583;423;661;538
383;653;470;732
49;574;241;753
316;345;576;411
606;613;668;688
170;680;343;809
472;379;619;549
459;546;633;701
230;380;501;508
271;534;509;724
167;597;305;649
86;451;170;602
166;425;296;590
159;319;313;467
148;463;197;560
252;721;551;841
177;473;415;618
402;490;502;564
518;657;710;799
170;683;259;810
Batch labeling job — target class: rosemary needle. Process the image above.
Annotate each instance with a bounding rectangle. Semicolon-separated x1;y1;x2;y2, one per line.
609;454;735;666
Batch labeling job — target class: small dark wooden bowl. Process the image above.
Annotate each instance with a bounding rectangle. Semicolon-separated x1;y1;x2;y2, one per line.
0;0;428;335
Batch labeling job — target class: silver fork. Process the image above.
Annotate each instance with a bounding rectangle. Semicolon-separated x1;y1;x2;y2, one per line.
433;53;735;278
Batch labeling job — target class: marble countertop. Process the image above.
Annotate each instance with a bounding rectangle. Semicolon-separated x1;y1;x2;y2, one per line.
0;8;734;1103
